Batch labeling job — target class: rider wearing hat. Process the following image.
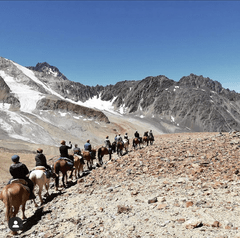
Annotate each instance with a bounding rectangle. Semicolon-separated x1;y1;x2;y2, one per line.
59;140;74;169
35;148;53;178
59;140;72;158
7;155;36;200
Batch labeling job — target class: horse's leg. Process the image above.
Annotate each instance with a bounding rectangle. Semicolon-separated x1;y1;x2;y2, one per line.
63;173;66;188
21;202;27;220
37;183;44;205
12;205;20;219
55;174;59;191
44;180;50;197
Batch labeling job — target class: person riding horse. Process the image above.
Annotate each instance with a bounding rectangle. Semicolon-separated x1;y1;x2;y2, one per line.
73;144;85;164
84;139;95;160
135;130;140;138
149;130;154;140
143;131;149;137
124;133;129;144
35;148;53;178
116;134;123;143
7;155;36;200
134;130;142;142
104;136;112;154
58;140;74;169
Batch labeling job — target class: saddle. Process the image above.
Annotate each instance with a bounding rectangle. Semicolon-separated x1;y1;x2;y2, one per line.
10;179;30;193
34;166;46;171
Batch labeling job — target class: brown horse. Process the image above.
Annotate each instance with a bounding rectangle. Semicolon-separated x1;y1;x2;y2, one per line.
82;149;96;170
142;136;149;146
111;141;117;153
54;158;74;191
97;147;112;165
73;155;84;179
117;141;124;156
0;182;30;235
133;137;142;149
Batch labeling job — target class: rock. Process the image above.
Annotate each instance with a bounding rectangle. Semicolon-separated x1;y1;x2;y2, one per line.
117;205;132;214
148;197;158;204
185;219;203;229
186;201;194;207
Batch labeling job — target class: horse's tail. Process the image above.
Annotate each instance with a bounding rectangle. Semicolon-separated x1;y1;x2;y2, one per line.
29;172;37;187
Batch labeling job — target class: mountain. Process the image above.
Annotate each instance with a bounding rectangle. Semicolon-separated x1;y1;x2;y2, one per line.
0;57;240;150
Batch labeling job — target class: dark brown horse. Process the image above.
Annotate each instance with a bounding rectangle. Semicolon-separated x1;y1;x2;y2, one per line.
97;146;112;165
133;137;142;149
82;149;96;170
142;136;149;146
149;135;154;145
0;182;30;235
54;158;74;191
111;141;117;153
117;141;124;156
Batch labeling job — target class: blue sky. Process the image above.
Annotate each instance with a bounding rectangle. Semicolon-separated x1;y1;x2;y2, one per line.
1;1;240;92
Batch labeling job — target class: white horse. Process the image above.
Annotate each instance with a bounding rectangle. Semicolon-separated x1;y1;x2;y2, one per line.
29;168;51;206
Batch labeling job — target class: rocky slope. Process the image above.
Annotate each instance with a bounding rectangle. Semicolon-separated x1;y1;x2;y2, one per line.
1;132;240;237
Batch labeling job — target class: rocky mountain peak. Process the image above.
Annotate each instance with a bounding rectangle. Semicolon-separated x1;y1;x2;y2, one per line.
178;74;224;93
27;62;68;81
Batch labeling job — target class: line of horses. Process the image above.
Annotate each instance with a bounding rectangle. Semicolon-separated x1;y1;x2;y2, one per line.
0;136;154;235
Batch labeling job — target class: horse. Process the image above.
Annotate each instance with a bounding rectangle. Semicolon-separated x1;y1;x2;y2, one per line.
73;155;84;179
142;136;149;146
82;149;96;170
133;137;142;149
149;135;154;145
54;158;74;191
97;146;112;165
29;166;55;206
0;181;31;235
111;141;117;153
117;141;124;156
123;139;129;153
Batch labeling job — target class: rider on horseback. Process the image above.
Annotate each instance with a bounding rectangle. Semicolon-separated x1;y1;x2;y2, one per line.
104;136;111;148
124;132;129;143
116;134;123;142
7;155;36;200
84;140;95;160
59;140;74;169
135;130;140;138
134;130;142;142
143;131;149;137
35;148;53;178
73;144;85;165
104;136;112;154
149;130;154;140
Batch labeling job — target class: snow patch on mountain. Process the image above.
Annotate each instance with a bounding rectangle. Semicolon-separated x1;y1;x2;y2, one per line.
0;70;43;112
